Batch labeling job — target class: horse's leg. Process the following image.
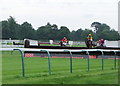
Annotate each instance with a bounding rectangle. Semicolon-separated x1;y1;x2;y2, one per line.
86;42;89;48
86;41;89;48
89;41;92;48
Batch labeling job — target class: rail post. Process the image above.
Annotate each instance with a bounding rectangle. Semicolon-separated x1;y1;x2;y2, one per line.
82;50;90;72
86;51;90;72
64;50;73;73
40;50;51;75
97;50;104;71
13;49;25;77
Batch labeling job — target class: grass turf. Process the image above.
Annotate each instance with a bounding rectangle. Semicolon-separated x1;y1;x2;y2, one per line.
40;44;86;47
2;51;119;84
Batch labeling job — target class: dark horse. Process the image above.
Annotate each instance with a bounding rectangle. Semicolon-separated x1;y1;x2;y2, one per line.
85;38;97;48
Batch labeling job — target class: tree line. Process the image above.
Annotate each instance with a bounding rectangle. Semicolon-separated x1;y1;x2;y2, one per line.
1;16;120;41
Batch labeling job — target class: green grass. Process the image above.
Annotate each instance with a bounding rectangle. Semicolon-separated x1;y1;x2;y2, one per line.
40;44;86;47
40;44;61;46
1;43;13;45
2;51;119;84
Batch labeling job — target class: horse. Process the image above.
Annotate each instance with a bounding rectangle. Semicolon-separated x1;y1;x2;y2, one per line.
59;41;68;47
85;38;97;48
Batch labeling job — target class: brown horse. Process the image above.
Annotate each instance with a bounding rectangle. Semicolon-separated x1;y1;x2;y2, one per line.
85;38;97;48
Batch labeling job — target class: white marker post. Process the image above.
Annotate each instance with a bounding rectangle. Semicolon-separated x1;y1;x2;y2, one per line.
49;40;53;45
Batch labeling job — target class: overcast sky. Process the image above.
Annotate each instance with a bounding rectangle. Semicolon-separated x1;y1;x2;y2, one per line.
0;0;119;31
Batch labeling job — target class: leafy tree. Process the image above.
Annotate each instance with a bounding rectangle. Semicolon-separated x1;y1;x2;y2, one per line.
74;29;83;41
1;16;120;41
2;16;20;39
97;29;110;40
1;21;10;39
108;29;120;40
57;26;70;40
91;22;119;41
52;24;58;30
7;16;18;39
19;22;35;39
36;25;51;40
49;24;59;40
45;22;52;29
96;29;120;41
91;22;102;33
70;30;76;40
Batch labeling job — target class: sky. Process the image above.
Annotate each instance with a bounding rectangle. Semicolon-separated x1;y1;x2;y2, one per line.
0;0;119;31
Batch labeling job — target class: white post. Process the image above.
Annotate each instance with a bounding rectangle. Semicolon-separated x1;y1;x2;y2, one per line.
49;40;53;44
69;41;73;47
118;40;120;47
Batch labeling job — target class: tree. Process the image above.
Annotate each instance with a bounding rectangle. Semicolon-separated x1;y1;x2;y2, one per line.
36;25;51;40
1;21;10;39
91;22;102;33
19;22;35;39
2;16;120;41
57;26;70;40
97;29;110;40
74;29;83;41
2;16;20;39
108;29;120;40
7;16;18;39
49;24;59;40
51;24;58;30
45;22;52;29
70;30;76;40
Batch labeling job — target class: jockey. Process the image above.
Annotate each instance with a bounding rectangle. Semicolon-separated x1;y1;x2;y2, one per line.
61;37;68;46
100;39;104;46
98;40;101;46
87;34;93;41
97;39;105;47
85;34;93;48
61;37;68;43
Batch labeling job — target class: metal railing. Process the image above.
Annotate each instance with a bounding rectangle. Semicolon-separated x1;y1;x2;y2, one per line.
8;48;119;77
